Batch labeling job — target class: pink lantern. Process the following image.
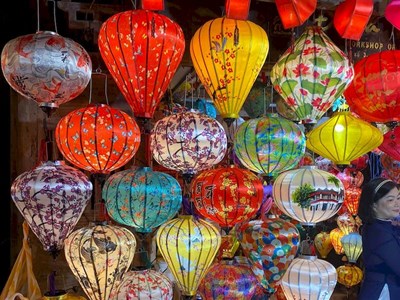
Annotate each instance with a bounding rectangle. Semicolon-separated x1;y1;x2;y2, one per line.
385;0;400;31
336;168;364;189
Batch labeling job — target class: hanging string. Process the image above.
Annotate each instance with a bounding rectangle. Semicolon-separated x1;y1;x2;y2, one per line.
89;68;110;105
390;25;396;50
49;0;58;33
36;0;40;32
131;0;137;9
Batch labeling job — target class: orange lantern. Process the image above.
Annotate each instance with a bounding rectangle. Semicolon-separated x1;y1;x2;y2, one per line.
337;212;360;235
344;186;362;216
330;227;345;255
275;0;317;29
337;264;363;288
225;0;251;20
314;231;333;259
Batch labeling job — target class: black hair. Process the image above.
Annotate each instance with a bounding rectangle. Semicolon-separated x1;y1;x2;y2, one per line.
358;177;399;224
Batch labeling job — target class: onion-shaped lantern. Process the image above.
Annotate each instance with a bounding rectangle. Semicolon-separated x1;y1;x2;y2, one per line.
55;104;141;174
344;186;362;216
113;269;173;300
10;161;92;257
379;125;400;161
156;215;221;297
190;17;269;124
336;264;363;288
341;232;363;263
330;227;345;255
234;114;306;180
314;231;333;259
191;165;263;229
275;0;317;29
150;111;227;182
270;26;354;126
281;255;337;300
344;50;400;123
242;81;271;119
64;223;136;300
103;167;182;233
1;31;92;115
98;10;185;119
273;166;345;225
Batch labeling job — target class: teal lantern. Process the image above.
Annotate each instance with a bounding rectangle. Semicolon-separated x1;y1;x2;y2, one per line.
103;167;182;233
233;114;306;181
242;81;271;119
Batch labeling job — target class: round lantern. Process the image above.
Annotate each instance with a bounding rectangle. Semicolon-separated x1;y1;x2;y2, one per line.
190;17;269;124
234;114;306;180
1;31;92;114
337;264;363;288
344;50;400;123
330;227;345;255
55;103;141;174
242;81;271;119
103;167;182;233
191;165;263;229
314;231;333;259
385;0;400;31
156;215;221;297
273;166;345;225
113;269;173;300
150;111;227;182
236;218;300;294
344;186;362;216
270;26;354;126
10;161;92;257
275;0;317;29
281;255;337;300
64;223;136;300
341;232;363;263
98;10;185;119
306;111;383;168
379;125;400;161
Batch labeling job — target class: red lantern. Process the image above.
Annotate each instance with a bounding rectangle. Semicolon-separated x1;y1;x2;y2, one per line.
344;186;362;216
141;0;164;10
98;10;185;119
385;0;400;31
275;0;317;29
379;125;400;161
333;0;374;41
225;0;250;20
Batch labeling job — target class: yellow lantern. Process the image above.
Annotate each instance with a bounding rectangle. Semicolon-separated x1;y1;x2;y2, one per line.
341;232;363;264
190;17;269;124
330;227;345;255
156;215;221;297
337;264;363;288
314;231;333;259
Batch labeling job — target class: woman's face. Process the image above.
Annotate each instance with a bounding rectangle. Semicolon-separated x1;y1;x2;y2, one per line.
374;187;400;220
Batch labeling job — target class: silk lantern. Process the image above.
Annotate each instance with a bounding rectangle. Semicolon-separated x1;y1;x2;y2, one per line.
273;166;345;225
1;31;92;115
150;111;227;182
306;111;383;169
242;81;271;119
344;186;362;216
234;114;306;180
55;103;141;174
64;223;136;300
156;215;221;297
225;0;251;20
103;167;182;233
341;232;363;263
270;26;354;127
275;0;317;29
113;269;173;300
344;50;400;123
336;169;364;189
191;165;263;229
314;231;333;259
337;212;360;235
379;125;400;161
98;10;185;119
337;264;363;288
281;255;337;300
190;17;269;124
385;0;400;31
141;0;164;10
10;161;92;257
330;227;345;255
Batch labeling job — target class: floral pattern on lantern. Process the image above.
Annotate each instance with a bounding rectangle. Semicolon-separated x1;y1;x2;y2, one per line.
344;186;362;216
55;104;141;174
337;264;363;288
330;227;345;255
337;212;361;235
10;161;92;256
242;81;271;119
314;231;333;259
341;232;363;263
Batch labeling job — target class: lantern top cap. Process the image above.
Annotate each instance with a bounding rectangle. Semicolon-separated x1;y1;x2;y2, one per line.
39;160;66;167
178;215;194;220
298;255;318;260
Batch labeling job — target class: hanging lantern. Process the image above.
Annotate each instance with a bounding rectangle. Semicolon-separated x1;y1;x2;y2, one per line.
236;218;300;294
281;255;337;300
218;232;240;259
150;111;227;182
195;99;217;119
344;50;400;123
225;0;251;20
314;231;333;259
379;125;400;161
141;0;164;10
55;103;141;174
341;232;363;263
242;81;271;119
1;31;92;115
103;167;182;233
275;0;317;29
337;212;360;235
380;152;400;182
234;114;306;180
258;183;274;218
113;269;173;300
270;26;354;126
337;264;363;288
330;227;345;255
347;154;370;173
156;215;221;297
336;169;364;189
385;0;400;31
273;166;345;225
98;10;185;119
190;17;269;124
344;186;362;216
10;161;92;257
64;223;136;300
306;111;383;169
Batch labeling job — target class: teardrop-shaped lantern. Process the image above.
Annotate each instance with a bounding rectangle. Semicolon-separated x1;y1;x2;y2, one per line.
150;111;227;182
1;31;91;114
341;232;363;263
10;161;92;257
306;111;383;168
336;264;363;288
234;114;306;180
314;231;333;259
64;223;136;300
273;166;345;225
330;227;345;255
281;255;337;300
103;167;182;233
98;10;185;119
190;17;269;124
337;212;360;235
275;0;317;29
191;165;263;229
242;81;271;119
344;186;362;216
270;26;354;126
156;215;221;297
55;104;141;174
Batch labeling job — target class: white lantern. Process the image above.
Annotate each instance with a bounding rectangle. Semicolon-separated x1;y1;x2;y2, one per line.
341;232;363;263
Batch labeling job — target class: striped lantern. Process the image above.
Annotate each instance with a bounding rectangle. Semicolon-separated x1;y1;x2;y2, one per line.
336;264;363;288
341;232;363;263
281;255;337;300
272;166;345;225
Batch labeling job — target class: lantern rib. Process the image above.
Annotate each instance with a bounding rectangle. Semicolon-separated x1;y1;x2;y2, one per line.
215;18;229;117
80;108;98;172
297;27;309;119
242;120;261;173
30;179;50;248
231;168;241;227
128;172;140;228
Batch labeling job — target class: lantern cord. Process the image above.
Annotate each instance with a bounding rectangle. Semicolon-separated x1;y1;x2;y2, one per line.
390;26;396;50
89;69;110;105
49;0;58;33
36;0;40;32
